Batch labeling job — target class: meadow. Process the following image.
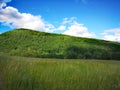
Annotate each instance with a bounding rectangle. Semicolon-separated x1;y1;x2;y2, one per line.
0;54;120;90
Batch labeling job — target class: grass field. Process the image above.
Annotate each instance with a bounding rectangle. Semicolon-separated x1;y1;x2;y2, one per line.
0;55;120;90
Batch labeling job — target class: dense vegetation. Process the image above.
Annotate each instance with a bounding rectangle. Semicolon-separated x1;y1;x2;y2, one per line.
0;54;120;90
0;28;120;60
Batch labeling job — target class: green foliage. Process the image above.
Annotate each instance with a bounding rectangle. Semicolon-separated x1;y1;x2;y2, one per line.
0;28;120;60
0;55;120;90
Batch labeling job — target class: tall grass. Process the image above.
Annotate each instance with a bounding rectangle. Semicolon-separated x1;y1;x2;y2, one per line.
0;55;120;90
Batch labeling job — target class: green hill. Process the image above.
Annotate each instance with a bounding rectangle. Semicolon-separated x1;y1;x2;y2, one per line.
0;28;120;60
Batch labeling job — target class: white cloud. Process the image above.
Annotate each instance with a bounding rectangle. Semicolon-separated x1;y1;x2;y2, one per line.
0;5;54;32
63;22;95;38
0;1;95;38
56;25;66;31
0;0;55;32
0;2;6;8
102;28;120;42
62;17;95;38
62;17;77;25
0;0;11;8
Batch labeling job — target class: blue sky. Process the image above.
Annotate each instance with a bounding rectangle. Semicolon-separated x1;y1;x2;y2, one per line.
0;0;120;41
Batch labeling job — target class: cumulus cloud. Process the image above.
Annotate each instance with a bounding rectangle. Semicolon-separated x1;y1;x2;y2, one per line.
0;1;54;32
0;2;6;8
0;1;95;38
102;28;120;42
62;17;95;38
55;25;66;31
63;22;95;38
0;0;11;8
62;17;77;25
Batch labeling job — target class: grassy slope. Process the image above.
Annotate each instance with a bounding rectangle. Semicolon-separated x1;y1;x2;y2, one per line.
0;28;120;60
0;55;120;90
